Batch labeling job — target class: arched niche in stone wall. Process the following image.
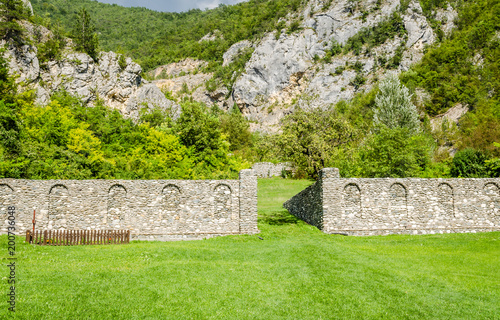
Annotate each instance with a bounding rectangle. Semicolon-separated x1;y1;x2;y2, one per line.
107;184;127;227
437;183;454;217
49;185;69;225
0;184;14;222
214;184;232;219
162;184;181;220
484;183;500;218
343;183;361;217
389;183;407;215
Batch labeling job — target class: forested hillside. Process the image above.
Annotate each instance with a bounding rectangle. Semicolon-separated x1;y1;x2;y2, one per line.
31;0;305;70
1;0;499;180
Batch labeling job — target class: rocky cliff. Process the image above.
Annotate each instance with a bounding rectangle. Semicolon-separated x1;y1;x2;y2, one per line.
151;0;457;131
5;0;458;129
1;3;177;120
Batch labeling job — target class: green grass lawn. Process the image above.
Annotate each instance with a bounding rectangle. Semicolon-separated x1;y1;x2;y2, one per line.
1;177;499;319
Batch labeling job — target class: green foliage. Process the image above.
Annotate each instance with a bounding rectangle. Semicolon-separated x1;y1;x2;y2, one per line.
174;101;247;178
343;11;407;55
208;46;254;92
37;37;65;68
322;40;343;63
350;73;366;90
277;106;356;178
360;127;433;178
32;0;305;71
450;148;488;178
0;52;23;158
0;0;30;45
386;43;405;69
71;8;99;60
118;54;127;70
374;74;421;134
220;106;252;152
0;49;17;103
0;100;22;157
403;0;500;116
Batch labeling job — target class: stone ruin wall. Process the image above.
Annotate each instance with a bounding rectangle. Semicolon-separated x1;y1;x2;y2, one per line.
284;168;500;236
0;170;258;241
252;162;294;178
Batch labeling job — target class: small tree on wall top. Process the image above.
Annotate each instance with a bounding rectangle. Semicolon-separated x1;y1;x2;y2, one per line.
71;8;99;60
373;73;420;134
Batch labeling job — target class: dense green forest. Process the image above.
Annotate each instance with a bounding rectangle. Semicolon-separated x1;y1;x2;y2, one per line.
0;0;499;180
31;0;305;70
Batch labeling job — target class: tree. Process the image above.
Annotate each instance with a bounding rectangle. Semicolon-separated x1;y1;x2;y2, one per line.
450;148;488;178
175;101;232;173
0;0;29;45
360;127;433;178
374;74;420;134
71;8;99;60
219;106;252;151
0;51;22;157
277;106;356;178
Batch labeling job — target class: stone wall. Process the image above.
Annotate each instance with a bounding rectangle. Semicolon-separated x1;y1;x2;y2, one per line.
284;168;500;236
0;170;259;241
252;162;294;178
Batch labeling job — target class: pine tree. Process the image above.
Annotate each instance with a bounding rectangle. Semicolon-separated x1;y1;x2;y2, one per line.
373;74;420;134
0;0;29;45
71;8;99;60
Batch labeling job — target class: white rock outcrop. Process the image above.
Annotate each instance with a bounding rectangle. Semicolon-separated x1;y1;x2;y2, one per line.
2;41;177;120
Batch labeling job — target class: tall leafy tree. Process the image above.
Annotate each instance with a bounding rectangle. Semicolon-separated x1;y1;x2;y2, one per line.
277;106;355;177
0;51;22;157
360;127;433;178
71;8;99;60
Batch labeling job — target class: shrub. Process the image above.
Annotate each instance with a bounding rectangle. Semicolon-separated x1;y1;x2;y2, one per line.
360;127;433;178
118;54;127;70
450;148;488;177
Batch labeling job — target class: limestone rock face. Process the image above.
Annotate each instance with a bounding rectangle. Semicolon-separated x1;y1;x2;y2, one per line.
149;58;207;78
223;40;253;67
231;0;436;131
2;39;177;120
153;0;450;132
5;0;458;129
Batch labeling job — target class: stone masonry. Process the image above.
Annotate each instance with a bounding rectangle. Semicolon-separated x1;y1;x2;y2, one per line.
251;162;294;178
0;170;259;241
284;168;500;236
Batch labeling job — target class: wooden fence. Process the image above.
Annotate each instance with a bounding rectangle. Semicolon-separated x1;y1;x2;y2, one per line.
26;230;130;246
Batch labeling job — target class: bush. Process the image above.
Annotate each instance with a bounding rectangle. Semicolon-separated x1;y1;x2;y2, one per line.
360;127;433;178
276;106;356;178
450;148;488;177
118;54;127;70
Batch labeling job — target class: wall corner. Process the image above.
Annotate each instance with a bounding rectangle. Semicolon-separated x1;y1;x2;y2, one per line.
319;168;340;232
239;169;259;234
